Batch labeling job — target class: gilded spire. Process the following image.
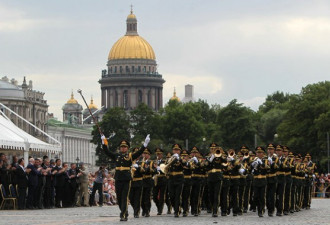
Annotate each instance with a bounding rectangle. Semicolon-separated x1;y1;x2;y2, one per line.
88;95;98;109
126;5;137;35
170;87;180;101
67;90;78;104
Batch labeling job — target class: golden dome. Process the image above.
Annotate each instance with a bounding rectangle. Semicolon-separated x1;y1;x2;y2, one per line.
127;13;136;19
67;92;78;104
108;35;156;60
88;98;98;109
170;88;180;102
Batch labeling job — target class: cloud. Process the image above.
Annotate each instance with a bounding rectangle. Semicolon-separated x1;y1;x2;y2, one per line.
238;96;266;111
163;72;223;103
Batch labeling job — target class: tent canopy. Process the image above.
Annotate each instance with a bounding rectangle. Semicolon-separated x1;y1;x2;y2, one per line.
0;115;61;154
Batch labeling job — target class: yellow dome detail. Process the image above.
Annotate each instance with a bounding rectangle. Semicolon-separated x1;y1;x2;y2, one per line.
88;97;98;109
170;87;180;102
67;92;78;104
108;35;156;60
127;13;136;19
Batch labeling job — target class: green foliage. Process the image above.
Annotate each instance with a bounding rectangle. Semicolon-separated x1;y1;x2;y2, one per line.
277;81;330;167
216;99;256;149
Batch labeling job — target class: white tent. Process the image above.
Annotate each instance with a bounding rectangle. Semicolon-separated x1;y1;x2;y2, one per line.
0;115;61;163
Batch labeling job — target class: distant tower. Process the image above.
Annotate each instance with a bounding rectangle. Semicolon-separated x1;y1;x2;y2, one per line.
62;91;83;124
182;84;195;103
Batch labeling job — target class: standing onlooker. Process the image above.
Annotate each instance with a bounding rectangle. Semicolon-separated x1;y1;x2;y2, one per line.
68;163;78;207
89;166;108;207
26;158;41;209
16;158;30;210
77;162;89;207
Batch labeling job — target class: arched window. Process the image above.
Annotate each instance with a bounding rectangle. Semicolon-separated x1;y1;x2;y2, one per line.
132;66;135;72
110;67;113;73
114;66;117;73
123;90;128;109
120;66;123;73
138;90;143;103
138;66;141;72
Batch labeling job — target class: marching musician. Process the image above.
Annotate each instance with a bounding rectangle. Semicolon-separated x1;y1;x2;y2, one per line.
164;152;173;214
241;146;252;214
153;148;167;215
205;146;226;217
166;144;185;217
252;146;269;217
141;148;157;217
228;148;241;216
303;153;315;209
266;143;278;217
190;146;204;216
283;146;293;215
220;150;231;216
129;147;144;218
102;135;150;221
275;144;286;216
181;149;194;217
237;151;247;216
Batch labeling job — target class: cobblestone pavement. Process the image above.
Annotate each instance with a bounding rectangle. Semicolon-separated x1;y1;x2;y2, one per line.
0;199;329;225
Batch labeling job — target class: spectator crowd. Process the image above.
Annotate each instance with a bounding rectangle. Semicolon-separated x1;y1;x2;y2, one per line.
0;153;117;210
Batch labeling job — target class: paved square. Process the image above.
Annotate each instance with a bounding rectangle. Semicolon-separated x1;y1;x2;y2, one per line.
0;199;329;225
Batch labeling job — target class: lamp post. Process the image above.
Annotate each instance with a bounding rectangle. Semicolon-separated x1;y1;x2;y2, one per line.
202;137;206;155
274;134;279;144
76;156;80;164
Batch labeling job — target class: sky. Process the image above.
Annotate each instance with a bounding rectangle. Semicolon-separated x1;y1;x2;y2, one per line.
0;0;329;120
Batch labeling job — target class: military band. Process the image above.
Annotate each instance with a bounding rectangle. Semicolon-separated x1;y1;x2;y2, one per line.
99;134;317;221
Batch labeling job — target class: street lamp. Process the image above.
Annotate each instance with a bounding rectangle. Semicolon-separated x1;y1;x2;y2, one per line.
202;137;206;155
76;156;80;164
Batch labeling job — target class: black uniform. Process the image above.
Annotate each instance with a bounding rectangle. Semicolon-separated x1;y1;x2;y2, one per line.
221;161;231;216
16;165;28;209
129;159;144;218
190;159;204;216
266;154;278;216
166;151;185;217
153;158;167;215
141;159;156;217
252;154;269;217
103;142;145;221
206;154;225;217
181;153;192;217
276;156;287;216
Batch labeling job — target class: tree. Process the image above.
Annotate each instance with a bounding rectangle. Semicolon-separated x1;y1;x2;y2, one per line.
91;107;130;166
277;81;330;170
216;99;257;149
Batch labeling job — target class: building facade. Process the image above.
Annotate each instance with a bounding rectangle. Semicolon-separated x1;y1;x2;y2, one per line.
47;119;97;167
99;10;165;111
0;76;48;139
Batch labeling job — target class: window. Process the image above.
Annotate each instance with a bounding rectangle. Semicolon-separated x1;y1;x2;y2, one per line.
115;91;118;107
123;90;128;109
138;66;141;72
132;66;135;72
138;90;143;103
114;66;117;73
147;90;151;107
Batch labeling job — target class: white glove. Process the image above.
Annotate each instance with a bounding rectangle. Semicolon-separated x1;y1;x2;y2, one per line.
239;168;245;175
143;134;150;147
101;135;106;145
157;166;161;171
268;157;273;165
209;154;215;162
133;164;138;168
192;156;198;163
257;158;262;164
252;161;258;168
173;153;179;159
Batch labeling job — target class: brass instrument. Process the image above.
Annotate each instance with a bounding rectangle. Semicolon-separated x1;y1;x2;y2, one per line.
131;159;137;177
214;147;222;158
160;155;177;174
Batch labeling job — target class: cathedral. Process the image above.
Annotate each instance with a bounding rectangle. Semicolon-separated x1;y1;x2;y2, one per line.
99;9;165;111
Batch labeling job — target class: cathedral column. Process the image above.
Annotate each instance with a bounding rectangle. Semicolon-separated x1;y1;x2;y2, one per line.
102;88;106;108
